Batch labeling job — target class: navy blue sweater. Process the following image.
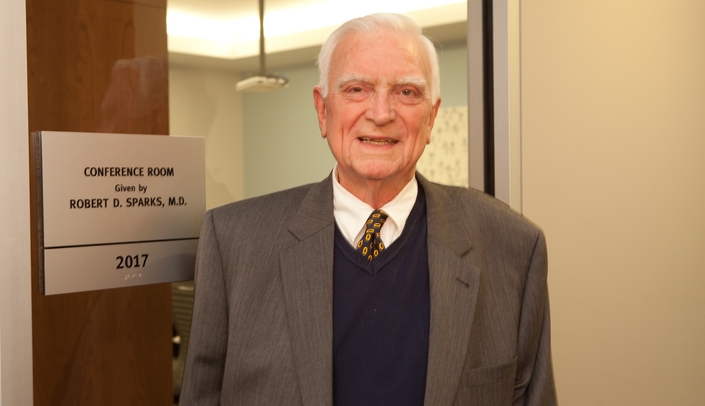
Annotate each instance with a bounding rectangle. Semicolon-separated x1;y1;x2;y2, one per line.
333;188;430;406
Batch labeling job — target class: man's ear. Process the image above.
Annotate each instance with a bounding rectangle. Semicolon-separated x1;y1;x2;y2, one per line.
313;86;327;138
426;97;442;144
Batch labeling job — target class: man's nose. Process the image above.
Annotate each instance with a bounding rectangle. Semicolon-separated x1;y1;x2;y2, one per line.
365;92;396;125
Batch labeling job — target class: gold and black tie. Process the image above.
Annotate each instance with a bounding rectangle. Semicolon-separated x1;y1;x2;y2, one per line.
357;209;388;261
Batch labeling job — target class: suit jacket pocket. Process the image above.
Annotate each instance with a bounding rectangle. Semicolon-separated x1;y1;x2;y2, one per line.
454;357;517;406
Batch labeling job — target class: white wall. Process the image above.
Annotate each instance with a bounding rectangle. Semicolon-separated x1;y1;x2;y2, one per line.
242;63;332;199
0;0;33;404
169;65;245;209
521;1;705;404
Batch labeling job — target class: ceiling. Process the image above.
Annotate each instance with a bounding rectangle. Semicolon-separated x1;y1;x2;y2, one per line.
166;0;468;72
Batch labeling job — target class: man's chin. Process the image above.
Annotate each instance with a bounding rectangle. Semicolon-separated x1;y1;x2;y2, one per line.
352;164;414;186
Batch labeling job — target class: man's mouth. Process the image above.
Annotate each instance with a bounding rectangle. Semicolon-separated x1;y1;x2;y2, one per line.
359;137;398;145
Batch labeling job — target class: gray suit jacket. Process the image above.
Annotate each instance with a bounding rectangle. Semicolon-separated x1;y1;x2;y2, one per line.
180;174;557;406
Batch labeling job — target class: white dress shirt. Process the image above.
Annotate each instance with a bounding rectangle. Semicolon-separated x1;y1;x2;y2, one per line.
332;164;418;248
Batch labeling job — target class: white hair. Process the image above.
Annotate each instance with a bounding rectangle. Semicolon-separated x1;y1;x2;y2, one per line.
316;13;441;104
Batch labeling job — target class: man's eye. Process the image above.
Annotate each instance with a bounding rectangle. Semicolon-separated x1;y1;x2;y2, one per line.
351;87;363;93
401;89;416;96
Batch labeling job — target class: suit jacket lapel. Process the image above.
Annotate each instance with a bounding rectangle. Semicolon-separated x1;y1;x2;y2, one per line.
419;176;482;406
280;175;335;406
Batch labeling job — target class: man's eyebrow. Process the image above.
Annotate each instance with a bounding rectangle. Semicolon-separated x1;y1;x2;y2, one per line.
335;75;372;90
334;75;429;92
395;76;428;90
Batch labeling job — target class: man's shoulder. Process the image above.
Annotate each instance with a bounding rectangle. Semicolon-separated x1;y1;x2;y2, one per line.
209;181;321;220
420;178;505;212
430;182;513;214
421;179;543;236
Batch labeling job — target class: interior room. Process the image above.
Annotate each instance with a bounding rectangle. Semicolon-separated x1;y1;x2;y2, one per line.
2;0;704;405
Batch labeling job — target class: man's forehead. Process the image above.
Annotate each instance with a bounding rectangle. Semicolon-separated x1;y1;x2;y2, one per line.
329;31;432;84
333;30;427;63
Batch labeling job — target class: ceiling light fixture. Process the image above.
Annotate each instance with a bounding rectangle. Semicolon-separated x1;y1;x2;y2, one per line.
236;0;289;92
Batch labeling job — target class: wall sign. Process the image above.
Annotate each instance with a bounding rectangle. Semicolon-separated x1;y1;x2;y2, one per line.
33;131;206;295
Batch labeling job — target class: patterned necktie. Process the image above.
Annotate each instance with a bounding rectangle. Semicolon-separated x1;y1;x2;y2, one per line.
357;209;389;261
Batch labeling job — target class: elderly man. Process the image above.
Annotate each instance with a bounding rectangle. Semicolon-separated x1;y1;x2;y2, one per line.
180;13;556;406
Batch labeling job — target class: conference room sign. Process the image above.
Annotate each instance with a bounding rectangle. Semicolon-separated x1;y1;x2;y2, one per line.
33;131;205;295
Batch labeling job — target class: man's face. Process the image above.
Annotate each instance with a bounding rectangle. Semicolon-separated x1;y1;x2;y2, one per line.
313;29;441;191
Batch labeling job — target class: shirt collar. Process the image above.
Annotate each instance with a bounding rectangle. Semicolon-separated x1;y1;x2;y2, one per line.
332;164;418;247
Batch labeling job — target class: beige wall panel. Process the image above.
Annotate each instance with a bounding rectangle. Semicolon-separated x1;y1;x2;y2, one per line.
521;1;705;405
1;0;32;403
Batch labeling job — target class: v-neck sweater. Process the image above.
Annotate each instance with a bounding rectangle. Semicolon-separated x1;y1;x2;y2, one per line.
332;186;430;406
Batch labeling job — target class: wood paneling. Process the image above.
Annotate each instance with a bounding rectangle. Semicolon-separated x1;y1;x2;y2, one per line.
26;0;172;404
26;0;168;134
